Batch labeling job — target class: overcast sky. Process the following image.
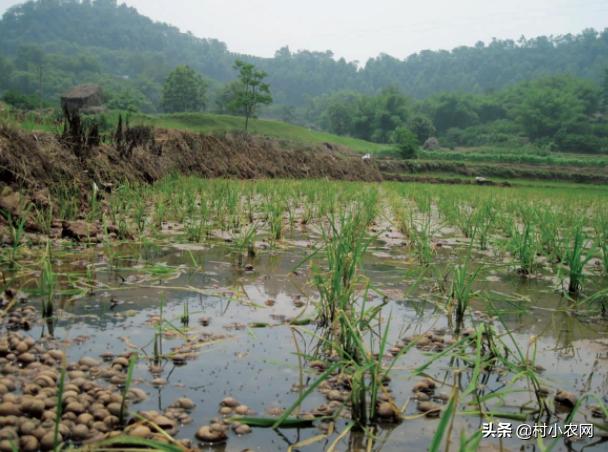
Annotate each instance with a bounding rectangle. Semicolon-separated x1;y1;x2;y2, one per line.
1;0;607;62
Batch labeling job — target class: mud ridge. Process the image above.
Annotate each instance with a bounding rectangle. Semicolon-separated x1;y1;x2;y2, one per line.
0;126;382;194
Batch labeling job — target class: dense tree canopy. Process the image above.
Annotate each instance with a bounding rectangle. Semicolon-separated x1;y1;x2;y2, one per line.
161;65;207;113
0;0;607;111
305;75;608;153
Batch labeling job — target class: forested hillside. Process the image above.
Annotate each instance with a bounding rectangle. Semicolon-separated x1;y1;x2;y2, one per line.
1;0;607;109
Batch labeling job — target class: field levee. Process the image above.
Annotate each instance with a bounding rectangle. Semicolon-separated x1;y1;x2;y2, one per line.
0;126;382;194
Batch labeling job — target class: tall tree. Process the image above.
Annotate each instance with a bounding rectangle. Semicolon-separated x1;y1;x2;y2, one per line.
230;60;272;131
161;65;207;113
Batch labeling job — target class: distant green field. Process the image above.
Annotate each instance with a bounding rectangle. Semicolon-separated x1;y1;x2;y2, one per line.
130;112;389;153
418;147;608;167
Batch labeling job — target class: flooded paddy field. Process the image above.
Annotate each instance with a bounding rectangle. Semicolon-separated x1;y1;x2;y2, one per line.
1;178;607;451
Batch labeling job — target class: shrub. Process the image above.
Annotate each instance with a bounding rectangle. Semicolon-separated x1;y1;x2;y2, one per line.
391;126;419;159
2;90;44;110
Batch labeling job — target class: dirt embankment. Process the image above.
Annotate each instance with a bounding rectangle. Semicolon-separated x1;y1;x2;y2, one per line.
377;158;608;184
0;126;382;194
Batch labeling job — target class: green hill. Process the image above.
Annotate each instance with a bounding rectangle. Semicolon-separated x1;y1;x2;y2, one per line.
0;1;606;109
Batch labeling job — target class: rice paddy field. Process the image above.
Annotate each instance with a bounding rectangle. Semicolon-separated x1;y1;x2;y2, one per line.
1;177;607;451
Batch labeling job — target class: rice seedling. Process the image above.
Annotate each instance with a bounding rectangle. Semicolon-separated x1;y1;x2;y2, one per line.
429;390;457;452
180;300;190;327
53;363;66;451
581;288;608;317
39;242;56;319
563;223;595;296
31;203;53;236
266;200;285;242
448;262;481;334
535;206;564;262
594;212;608;274
508;221;537;275
185;217;205;242
234;223;257;267
472;200;495;251
153;199;166;230
52;183;80;220
133;199;146;236
0;209;28;268
457;203;477;239
119;353;138;425
309;210;370;332
409;210;434;265
153;297;165;365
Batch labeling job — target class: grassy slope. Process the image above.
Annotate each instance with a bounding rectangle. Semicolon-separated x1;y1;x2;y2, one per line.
130;112;389;153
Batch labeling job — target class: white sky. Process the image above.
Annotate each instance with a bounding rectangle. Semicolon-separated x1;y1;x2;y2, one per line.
1;0;607;62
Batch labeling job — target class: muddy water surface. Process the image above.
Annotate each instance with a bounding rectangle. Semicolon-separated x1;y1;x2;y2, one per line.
5;232;608;451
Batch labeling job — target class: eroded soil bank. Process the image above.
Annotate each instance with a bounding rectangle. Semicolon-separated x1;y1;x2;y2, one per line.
0;126;382;195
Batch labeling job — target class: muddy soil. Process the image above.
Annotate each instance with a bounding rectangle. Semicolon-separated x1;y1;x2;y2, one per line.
0;126;382;195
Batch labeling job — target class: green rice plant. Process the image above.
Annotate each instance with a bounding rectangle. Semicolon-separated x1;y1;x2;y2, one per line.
266;201;284;242
234;223;257;267
180;301;189;327
508;221;537;275
360;188;379;226
429;392;457;452
340;313;408;428
300;208;411;430
563;224;595;296
31;203;53;236
456;203;477;239
133;200;146;236
472;201;495;250
52;183;80;220
594;212;608;274
39;242;56;319
117;215;130;240
581;289;607;317
408;210;434;265
301;202;314;225
309;210;370;332
449;262;481;334
153;199;166;230
119;353;138;425
0;209;28;268
53;363;66;451
153;332;162;365
491;322;550;417
599;240;608;276
535;206;564;262
185;217;205;242
78;436;184;452
152;297;165;365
